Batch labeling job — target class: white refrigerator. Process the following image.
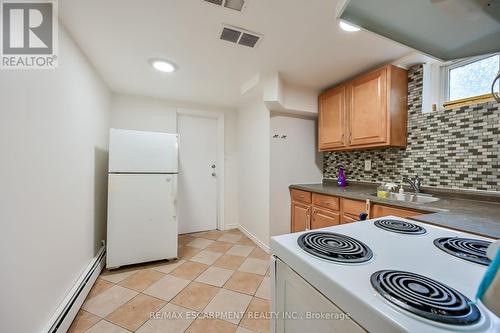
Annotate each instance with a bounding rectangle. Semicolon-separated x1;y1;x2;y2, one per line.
106;128;179;268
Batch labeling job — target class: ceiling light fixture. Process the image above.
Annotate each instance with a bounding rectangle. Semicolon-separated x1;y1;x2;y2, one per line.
149;59;177;73
339;20;360;32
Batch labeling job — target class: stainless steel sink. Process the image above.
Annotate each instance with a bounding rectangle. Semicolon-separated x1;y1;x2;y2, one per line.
371;192;440;204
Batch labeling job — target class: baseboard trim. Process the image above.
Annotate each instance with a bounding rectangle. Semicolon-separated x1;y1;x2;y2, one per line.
44;246;106;333
221;223;239;231
238;225;271;253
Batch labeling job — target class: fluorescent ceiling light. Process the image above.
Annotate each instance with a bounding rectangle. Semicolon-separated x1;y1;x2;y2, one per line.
339;21;360;32
149;59;177;73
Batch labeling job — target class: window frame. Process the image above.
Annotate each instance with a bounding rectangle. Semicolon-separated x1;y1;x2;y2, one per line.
442;52;500;109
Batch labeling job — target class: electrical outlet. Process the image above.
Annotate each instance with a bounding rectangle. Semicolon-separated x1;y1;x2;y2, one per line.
365;159;372;171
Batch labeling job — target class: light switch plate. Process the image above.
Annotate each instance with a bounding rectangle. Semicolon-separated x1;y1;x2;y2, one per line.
365;159;372;171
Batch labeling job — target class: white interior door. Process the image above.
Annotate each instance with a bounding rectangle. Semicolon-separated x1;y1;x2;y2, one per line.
178;115;218;234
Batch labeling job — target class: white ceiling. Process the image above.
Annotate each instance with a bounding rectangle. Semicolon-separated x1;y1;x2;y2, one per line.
60;0;412;108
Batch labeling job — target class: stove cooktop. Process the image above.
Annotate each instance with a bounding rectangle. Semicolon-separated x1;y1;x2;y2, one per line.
270;216;498;332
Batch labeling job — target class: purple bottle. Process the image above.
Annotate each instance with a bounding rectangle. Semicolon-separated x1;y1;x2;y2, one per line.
337;166;346;188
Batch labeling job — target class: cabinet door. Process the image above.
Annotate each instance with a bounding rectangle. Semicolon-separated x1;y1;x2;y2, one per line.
311;208;340;229
291;202;310;232
348;67;387;147
318;85;346;150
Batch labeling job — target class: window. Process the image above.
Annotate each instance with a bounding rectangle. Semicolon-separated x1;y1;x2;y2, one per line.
444;53;499;104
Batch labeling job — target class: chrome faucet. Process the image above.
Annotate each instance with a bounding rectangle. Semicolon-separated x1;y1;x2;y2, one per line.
403;176;422;193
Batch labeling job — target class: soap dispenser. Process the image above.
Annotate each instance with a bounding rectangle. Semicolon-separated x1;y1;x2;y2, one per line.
337;166;346;188
397;185;405;200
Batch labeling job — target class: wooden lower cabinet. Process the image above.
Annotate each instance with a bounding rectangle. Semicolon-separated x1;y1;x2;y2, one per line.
291;202;310;232
291;189;312;204
341;213;358;224
311;208;340;229
341;198;366;222
290;190;426;233
371;204;424;219
291;190;350;232
312;193;340;210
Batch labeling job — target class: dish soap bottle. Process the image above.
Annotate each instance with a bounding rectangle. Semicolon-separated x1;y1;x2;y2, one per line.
397;185;405;200
337;166;346;188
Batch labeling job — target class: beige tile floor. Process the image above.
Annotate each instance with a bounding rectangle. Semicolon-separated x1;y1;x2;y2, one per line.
69;229;271;333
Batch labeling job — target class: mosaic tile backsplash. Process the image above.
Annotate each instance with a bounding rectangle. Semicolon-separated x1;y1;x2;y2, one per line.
323;65;500;192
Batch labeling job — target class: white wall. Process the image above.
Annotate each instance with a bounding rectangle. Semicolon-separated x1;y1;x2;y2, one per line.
0;25;110;333
270;114;323;237
262;72;318;116
110;94;178;133
110;93;239;229
282;82;318;115
237;100;271;247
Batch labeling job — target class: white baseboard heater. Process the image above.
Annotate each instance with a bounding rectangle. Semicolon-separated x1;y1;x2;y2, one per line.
44;245;106;333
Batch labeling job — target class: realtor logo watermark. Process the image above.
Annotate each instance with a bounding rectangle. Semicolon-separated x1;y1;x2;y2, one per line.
1;0;58;69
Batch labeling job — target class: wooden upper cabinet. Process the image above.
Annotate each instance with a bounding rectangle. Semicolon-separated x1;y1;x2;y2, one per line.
318;85;346;150
349;67;387;146
318;64;408;151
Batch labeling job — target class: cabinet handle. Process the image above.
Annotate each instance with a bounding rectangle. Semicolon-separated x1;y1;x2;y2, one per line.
365;199;371;220
341;133;345;144
349;132;352;143
321;201;331;205
306;208;311;230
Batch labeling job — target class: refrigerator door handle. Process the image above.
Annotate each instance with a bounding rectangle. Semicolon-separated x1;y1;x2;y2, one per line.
171;175;177;219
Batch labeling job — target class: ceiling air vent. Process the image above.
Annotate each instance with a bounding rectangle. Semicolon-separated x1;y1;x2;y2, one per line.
204;0;246;12
205;0;223;5
220;27;242;43
219;25;261;48
238;33;259;48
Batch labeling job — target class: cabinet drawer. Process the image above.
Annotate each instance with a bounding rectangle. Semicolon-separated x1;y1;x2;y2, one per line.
342;213;359;224
342;199;366;216
291;189;311;204
311;208;340;229
371;204;424;219
312;193;340;211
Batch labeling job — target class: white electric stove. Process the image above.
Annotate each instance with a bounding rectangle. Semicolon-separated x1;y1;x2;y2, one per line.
270;216;499;333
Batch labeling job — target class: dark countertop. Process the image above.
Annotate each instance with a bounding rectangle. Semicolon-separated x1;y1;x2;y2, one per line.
290;182;500;239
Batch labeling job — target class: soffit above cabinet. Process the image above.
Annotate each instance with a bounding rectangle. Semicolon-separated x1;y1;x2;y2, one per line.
339;0;500;61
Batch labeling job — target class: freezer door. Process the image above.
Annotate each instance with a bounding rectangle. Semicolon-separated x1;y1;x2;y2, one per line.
109;128;178;173
107;174;178;268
